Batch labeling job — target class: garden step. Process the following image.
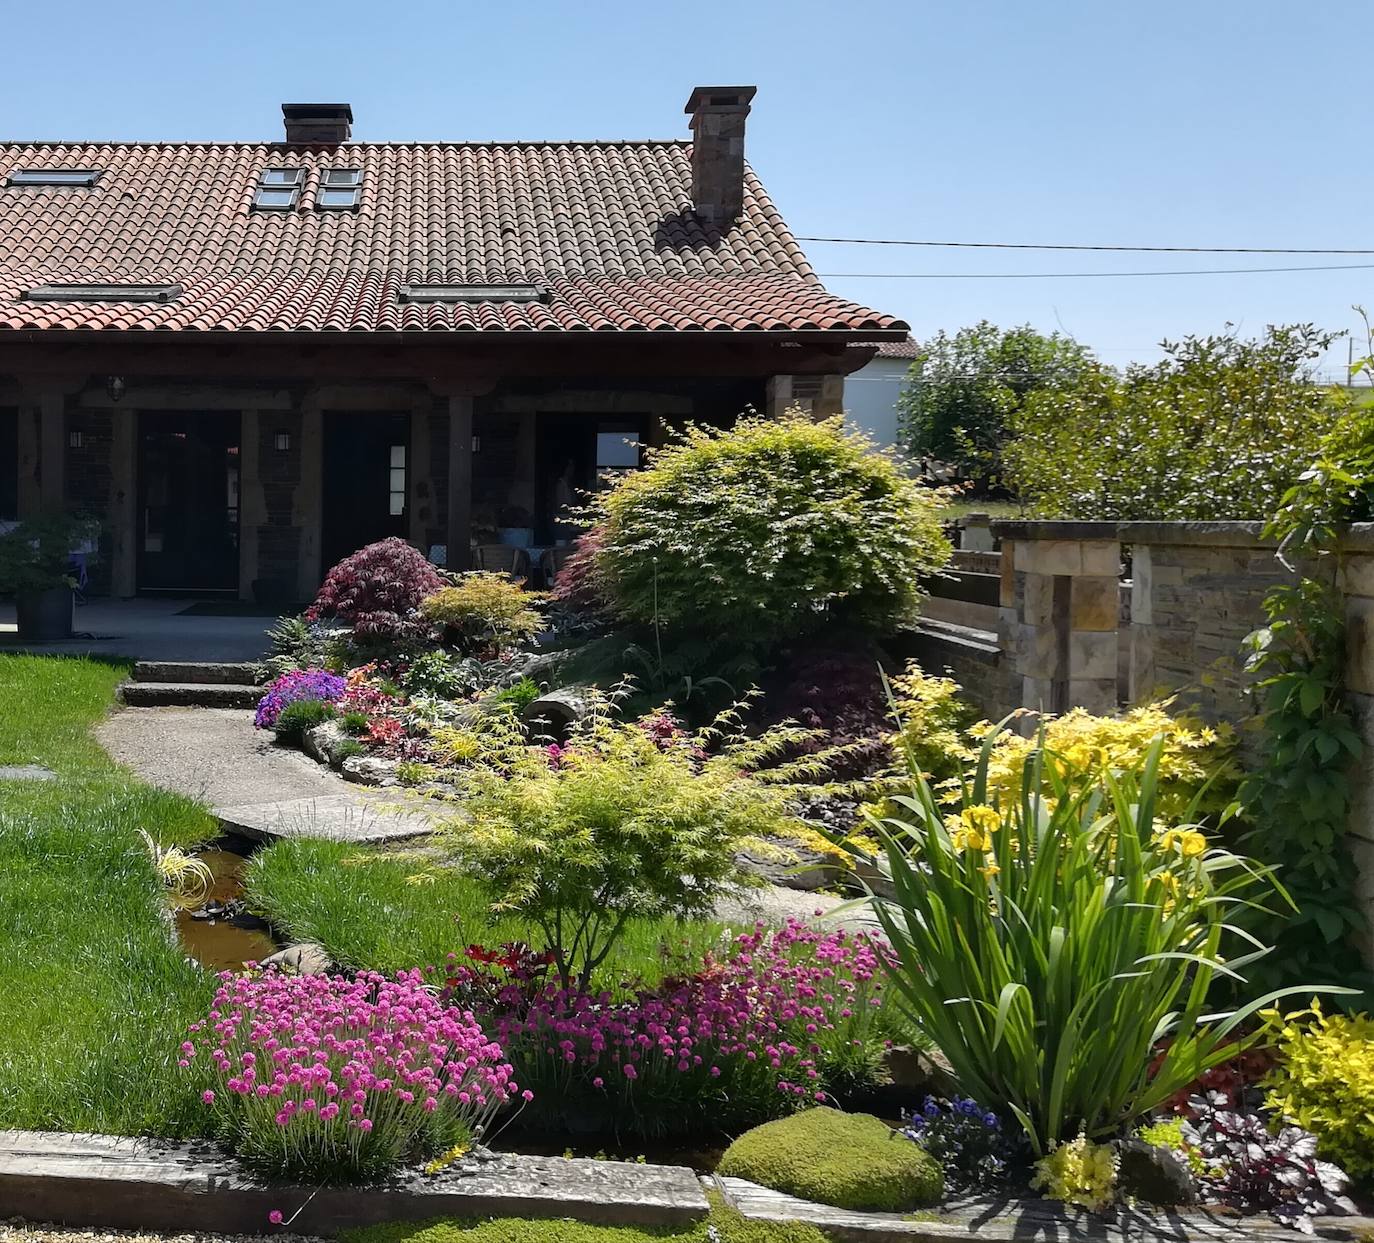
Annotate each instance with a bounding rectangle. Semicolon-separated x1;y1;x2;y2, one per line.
117;681;261;709
131;660;261;685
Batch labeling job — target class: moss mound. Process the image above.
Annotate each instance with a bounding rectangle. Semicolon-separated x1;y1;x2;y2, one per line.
717;1107;943;1212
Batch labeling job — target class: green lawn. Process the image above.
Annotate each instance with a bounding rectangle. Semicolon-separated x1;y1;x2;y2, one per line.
245;837;725;989
0;654;217;1136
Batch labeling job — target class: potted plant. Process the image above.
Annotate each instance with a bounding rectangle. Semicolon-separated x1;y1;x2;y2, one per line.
0;512;100;640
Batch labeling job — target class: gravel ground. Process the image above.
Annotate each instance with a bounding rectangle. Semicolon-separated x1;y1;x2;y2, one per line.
0;1227;320;1243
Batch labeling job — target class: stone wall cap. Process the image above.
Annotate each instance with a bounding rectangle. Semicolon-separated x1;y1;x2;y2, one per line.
1338;523;1374;551
990;520;1120;542
1116;521;1274;548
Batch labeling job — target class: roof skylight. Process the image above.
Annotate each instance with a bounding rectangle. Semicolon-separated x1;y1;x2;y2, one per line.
399;284;549;304
7;169;101;187
317;168;362;211
252;167;304;211
24;283;183;303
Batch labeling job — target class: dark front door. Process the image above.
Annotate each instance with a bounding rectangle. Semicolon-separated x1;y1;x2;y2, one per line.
321;413;409;572
137;412;240;592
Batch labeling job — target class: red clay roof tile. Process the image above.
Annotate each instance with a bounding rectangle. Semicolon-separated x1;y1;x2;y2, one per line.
0;141;905;336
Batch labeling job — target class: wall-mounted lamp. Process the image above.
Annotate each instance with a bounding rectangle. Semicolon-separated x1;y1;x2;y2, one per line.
275;430;292;452
471;435;481;453
68;429;83;449
105;375;126;403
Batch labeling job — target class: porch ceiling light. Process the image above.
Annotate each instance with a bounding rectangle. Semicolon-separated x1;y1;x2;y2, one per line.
399;283;549;304
105;376;126;403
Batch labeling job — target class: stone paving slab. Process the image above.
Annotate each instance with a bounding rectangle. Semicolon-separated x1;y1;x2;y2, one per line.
714;1177;1369;1243
213;794;435;844
0;1131;708;1237
0;765;57;782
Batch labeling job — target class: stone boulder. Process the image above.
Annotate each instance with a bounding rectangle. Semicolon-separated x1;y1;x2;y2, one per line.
1112;1138;1197;1206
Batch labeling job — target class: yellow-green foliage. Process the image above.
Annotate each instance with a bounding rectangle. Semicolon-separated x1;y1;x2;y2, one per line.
718;1107;942;1212
887;663;979;783
1136;1117;1206;1176
592;413;950;638
419;573;546;653
1264;1002;1374;1181
1031;1134;1118;1212
444;692;824;990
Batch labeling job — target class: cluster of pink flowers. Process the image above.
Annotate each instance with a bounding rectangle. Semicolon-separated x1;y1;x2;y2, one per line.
183;968;528;1181
443;918;888;1133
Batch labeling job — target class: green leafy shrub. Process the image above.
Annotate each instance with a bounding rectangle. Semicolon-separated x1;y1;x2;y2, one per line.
865;726;1309;1155
444;693;823;991
341;710;371;736
419;574;546;655
272;697;338;741
400;649;503;701
489;677;542;714
898;320;1097;489
1030;1133;1117;1212
1004;325;1337;519
335;738;364;762
0;511;100;596
591;414;950;639
886;663;978;784
1264;1003;1374;1182
717;1108;943;1212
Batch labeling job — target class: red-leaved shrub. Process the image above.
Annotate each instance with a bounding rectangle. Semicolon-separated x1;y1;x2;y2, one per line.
306;538;444;639
551;524;614;618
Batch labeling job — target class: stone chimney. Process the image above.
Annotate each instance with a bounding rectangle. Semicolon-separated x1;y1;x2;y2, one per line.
684;86;756;229
282;103;353;146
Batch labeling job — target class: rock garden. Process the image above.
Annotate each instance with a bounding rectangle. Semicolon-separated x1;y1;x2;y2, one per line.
2;416;1372;1241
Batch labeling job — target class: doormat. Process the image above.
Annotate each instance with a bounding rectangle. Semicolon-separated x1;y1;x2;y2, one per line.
177;602;289;617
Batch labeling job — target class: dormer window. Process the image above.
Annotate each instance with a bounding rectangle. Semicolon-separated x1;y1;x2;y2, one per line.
252;167;304;211
317;168;362;210
7;168;101;187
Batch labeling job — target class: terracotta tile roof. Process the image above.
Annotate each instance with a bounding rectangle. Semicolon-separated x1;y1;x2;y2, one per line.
875;337;919;359
0;141;907;336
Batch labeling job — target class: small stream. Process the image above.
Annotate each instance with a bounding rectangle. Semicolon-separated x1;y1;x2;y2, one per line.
175;842;279;971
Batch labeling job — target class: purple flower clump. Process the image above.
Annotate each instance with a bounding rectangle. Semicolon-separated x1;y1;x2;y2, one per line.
254;669;347;729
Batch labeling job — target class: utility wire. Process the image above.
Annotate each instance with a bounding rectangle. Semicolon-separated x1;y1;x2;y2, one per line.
815;262;1374;279
798;236;1374;255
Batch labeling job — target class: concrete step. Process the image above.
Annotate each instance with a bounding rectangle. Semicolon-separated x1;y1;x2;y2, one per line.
131;660;261;685
118;682;261;709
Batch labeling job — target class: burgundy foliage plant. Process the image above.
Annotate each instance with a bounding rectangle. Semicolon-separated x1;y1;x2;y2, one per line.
306;538;445;639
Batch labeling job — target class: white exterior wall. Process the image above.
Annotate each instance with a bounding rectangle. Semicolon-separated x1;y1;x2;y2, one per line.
842;355;911;448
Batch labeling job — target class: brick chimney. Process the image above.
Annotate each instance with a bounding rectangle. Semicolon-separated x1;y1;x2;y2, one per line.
684;86;756;229
282;103;353;146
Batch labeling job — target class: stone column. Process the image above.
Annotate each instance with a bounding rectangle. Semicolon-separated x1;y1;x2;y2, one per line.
446;395;473;570
237;410;262;601
39;391;65;510
16;402;41;517
993;520;1122;716
764;374;845;419
408;401;433;551
295;405;323;601
109;408;137;597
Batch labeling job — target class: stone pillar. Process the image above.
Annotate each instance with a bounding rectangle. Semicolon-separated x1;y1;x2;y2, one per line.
237;410;261;601
16;402;40;517
993;520;1121;716
109;408;137;597
764;374;845;420
296;405;323;601
39;391;65;510
446;395;473;570
408;402;433;551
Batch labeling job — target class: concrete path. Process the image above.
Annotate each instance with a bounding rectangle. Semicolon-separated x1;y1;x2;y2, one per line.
97;707;438;843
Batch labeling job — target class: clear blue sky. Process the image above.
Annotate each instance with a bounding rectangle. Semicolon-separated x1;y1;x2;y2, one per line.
2;1;1367;376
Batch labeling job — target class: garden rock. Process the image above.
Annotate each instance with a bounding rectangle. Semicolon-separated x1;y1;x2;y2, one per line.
1112;1138;1196;1206
304;720;353;768
883;1044;956;1097
341;755;400;787
522;686;593;739
735;836;842;892
261;941;333;975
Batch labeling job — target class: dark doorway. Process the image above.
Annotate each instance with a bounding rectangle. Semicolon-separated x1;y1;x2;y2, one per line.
0;407;16;521
534;415;645;543
322;413;409;571
137;412;240;592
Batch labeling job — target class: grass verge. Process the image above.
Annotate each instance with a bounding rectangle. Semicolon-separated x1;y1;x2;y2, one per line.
245;836;725;988
341;1192;829;1243
0;654;217;1136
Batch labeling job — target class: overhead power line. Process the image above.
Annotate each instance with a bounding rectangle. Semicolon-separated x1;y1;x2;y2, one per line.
798;236;1374;255
815;262;1374;279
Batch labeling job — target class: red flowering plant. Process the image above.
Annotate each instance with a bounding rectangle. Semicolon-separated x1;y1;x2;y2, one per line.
306;538;445;642
436;918;895;1138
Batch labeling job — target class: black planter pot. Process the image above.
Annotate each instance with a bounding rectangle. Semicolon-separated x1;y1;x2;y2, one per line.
15;585;74;640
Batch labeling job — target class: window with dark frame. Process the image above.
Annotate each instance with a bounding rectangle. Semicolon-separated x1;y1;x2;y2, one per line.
252;167;304;211
317;168;362;210
6;168;101;187
388;444;407;517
